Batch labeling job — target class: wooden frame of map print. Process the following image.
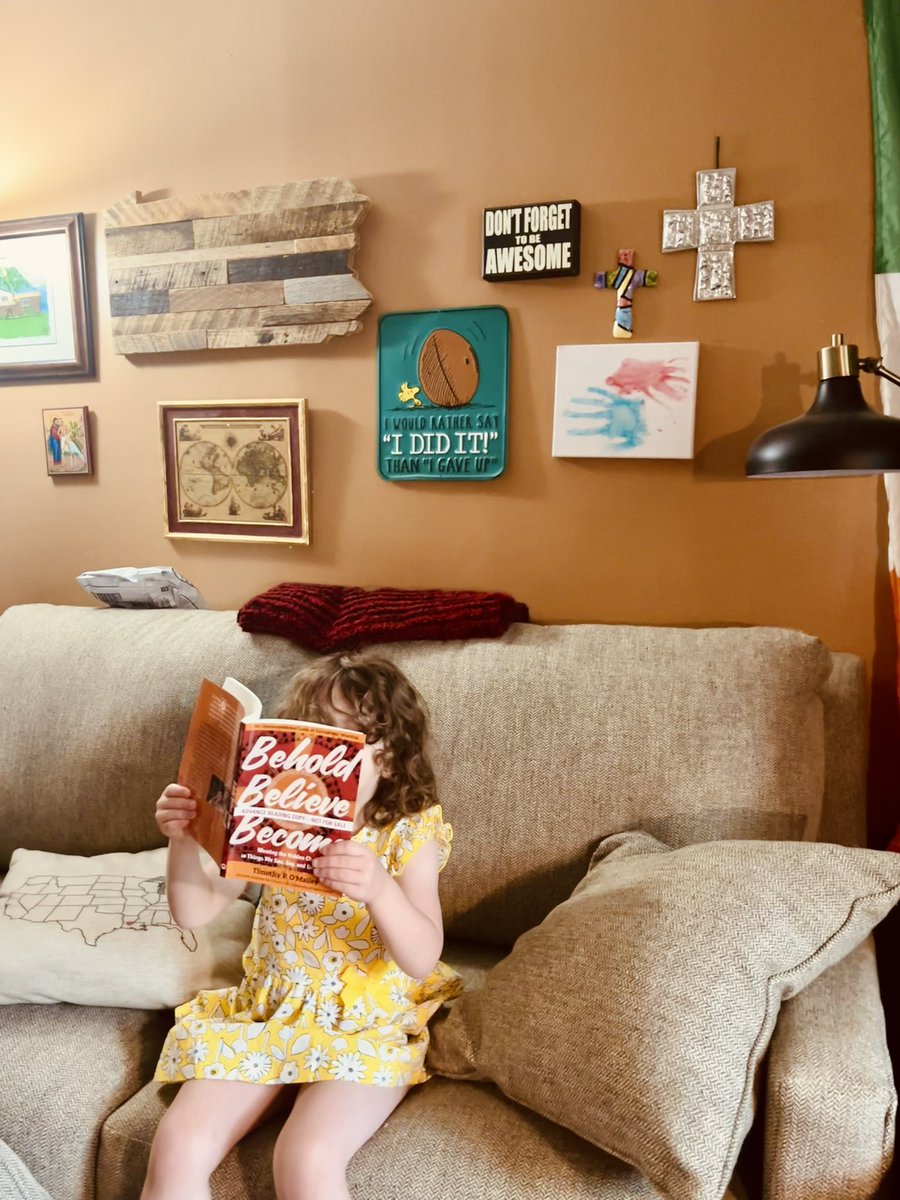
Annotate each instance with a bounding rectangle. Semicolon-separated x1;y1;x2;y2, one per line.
159;399;309;544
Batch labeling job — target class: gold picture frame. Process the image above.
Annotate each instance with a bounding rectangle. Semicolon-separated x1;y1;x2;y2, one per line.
159;399;309;545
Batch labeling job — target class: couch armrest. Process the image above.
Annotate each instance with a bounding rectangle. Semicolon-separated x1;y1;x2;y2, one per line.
764;936;896;1199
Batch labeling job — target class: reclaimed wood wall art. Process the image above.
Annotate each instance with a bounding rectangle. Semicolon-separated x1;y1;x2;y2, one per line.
103;179;372;354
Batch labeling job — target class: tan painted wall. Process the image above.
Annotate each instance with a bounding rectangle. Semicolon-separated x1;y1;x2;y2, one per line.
2;1;897;828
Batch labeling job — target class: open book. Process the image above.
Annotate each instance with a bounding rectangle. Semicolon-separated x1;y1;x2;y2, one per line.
178;677;366;894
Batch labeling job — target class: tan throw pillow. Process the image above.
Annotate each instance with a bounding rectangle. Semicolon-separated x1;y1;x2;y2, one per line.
0;848;254;1009
427;831;900;1200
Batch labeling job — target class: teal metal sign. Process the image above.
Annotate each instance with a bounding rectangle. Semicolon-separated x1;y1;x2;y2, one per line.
377;306;509;481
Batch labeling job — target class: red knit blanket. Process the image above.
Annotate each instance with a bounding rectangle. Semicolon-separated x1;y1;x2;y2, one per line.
237;583;530;652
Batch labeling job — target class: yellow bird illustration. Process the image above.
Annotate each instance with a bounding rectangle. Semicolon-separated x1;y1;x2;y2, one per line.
398;381;422;407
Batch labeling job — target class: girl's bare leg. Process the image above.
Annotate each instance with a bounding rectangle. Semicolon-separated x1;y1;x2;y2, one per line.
141;1079;287;1200
273;1081;409;1200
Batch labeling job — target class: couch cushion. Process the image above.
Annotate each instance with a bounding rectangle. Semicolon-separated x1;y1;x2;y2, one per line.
0;1001;170;1200
426;831;900;1200
0;608;831;945
99;1075;665;1200
97;938;747;1200
388;622;831;944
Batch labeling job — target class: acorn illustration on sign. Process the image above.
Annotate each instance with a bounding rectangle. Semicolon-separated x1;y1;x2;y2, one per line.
417;329;480;408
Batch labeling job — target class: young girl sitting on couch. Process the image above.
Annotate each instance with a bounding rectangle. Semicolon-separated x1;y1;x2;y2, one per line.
142;651;462;1200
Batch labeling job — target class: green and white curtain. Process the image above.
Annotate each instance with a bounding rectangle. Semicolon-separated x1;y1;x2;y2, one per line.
866;0;900;725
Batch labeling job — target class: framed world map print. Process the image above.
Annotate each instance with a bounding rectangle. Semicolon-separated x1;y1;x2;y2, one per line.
158;399;309;544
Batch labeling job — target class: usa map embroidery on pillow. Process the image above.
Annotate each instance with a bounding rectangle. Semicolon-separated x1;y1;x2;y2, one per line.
0;847;254;1008
2;871;198;949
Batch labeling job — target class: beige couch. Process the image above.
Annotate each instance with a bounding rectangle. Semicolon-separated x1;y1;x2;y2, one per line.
0;603;895;1200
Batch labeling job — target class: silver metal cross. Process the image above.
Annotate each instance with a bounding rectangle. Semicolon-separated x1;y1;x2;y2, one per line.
661;168;774;301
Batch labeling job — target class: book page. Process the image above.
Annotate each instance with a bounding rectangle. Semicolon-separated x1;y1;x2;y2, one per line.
221;719;366;893
222;676;262;721
180;679;246;867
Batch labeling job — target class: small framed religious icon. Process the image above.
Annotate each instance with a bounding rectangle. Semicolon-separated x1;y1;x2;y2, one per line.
42;406;93;476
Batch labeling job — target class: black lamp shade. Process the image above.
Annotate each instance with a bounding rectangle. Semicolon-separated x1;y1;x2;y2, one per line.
746;375;900;477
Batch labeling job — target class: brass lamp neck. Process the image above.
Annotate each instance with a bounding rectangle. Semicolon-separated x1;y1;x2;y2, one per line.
818;333;860;381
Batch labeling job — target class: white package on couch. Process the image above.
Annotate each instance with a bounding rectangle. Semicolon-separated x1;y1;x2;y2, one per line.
76;565;205;609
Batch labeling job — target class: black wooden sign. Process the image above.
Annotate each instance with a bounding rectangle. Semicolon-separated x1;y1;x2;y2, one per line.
482;199;581;281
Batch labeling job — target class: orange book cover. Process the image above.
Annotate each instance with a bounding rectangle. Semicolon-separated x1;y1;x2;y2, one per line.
179;677;365;893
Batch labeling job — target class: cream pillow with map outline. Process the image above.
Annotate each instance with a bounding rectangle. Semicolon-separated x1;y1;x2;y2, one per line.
0;847;255;1008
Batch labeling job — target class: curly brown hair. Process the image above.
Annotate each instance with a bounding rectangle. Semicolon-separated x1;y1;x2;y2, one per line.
274;650;438;829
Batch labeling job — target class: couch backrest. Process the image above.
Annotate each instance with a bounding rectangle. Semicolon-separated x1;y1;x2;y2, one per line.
0;605;862;948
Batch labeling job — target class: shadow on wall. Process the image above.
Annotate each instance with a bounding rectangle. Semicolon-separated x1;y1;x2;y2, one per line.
353;170;451;313
694;352;817;482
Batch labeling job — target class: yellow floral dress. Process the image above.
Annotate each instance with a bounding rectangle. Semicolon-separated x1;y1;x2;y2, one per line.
155;804;462;1088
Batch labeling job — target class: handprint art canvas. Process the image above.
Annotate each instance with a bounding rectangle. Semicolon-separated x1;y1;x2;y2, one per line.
552;342;699;460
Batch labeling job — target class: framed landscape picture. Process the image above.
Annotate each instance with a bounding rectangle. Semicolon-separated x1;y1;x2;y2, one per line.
159;399;310;545
0;213;95;383
42;406;93;476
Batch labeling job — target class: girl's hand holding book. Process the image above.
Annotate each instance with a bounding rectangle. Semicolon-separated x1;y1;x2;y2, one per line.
155;783;197;842
312;840;388;903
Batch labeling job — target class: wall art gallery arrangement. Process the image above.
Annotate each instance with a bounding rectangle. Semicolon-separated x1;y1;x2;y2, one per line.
4;161;777;537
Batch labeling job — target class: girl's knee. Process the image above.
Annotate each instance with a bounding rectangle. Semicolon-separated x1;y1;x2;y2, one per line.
145;1112;219;1187
273;1130;347;1198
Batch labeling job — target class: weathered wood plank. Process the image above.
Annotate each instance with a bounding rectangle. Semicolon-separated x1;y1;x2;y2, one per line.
105;179;365;229
193;202;367;249
169;280;285;313
113;330;208;354
105;190;255;228
261;299;370;326
106;234;357;271
105;221;194;257
292;233;357;255
207;321;362;348
109;289;171;317
109;260;227;292
249;179;366;213
283;274;371;304
111;299;371;335
227;250;350;284
108;240;297;270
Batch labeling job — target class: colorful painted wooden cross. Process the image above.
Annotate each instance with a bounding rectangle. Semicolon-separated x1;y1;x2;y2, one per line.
594;249;659;339
661;167;774;301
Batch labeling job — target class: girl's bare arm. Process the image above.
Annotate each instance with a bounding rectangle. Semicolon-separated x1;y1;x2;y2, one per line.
157;784;245;928
369;841;444;978
314;839;443;979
